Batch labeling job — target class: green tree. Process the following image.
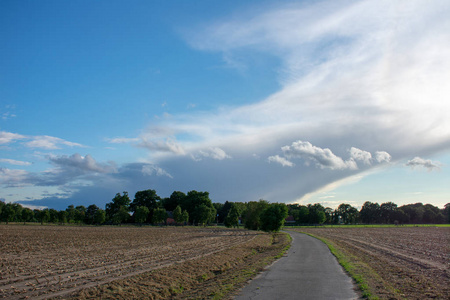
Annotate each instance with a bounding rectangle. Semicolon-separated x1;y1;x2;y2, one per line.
167;191;187;211
260;203;288;232
49;209;59;223
39;209;50;224
1;203;17;224
21;208;34;224
58;210;68;224
292;205;309;224
336;204;359;224
182;210;189;225
444;203;450;224
360;201;381;224
380;202;398;224
66;205;76;223
94;209;106;224
173;205;183;224
307;204;326;224
134;206;150;224
324;207;334;224
85;204;99;225
112;206;130;225
182;191;214;224
74;206;86;224
106;192;131;222
194;204;216;226
152;208;168;225
224;203;240;228
243;200;269;230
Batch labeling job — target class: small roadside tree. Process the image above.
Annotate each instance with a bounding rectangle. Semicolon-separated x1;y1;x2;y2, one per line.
260;203;288;232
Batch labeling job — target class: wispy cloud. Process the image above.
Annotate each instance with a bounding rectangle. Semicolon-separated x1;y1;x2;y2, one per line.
0;158;32;166
0;131;26;145
0;131;84;150
25;136;84;150
268;155;294;167
405;157;442;171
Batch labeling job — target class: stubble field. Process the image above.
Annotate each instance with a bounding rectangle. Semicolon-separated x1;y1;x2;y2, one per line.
295;227;450;299
0;225;289;299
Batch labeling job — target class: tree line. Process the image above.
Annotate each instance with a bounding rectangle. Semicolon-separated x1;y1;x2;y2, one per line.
1;191;448;230
0;190;289;232
286;201;449;225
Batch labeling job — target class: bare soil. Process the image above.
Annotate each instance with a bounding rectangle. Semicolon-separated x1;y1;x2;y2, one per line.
0;225;289;299
294;227;450;300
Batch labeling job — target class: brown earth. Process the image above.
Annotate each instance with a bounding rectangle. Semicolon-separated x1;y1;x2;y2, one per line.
0;225;289;299
294;227;450;300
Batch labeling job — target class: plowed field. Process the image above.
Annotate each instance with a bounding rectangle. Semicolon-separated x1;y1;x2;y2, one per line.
0;225;266;299
295;227;450;299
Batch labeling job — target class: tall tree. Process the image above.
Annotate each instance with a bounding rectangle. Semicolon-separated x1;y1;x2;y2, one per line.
183;191;215;224
21;208;34;224
380;202;398;224
85;204;99;225
243;200;269;230
336;204;359;224
106;192;131;222
360;201;381;224
307;204;326;224
292;205;309;224
224;203;240;228
131;189;161;223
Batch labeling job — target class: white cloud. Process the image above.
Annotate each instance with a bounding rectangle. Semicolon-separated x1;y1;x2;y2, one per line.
405;157;442;171
138;138;186;155
107;137;140;144
25;136;84;149
0;159;32;166
268;155;294;167
141;165;173;178
0;131;26;145
281;140;357;170
375;151;391;163
350;147;372;165
197;147;231;161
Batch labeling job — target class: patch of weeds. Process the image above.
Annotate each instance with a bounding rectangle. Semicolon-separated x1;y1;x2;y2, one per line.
169;284;184;295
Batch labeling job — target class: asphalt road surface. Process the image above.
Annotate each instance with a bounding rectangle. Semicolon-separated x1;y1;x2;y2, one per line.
235;231;359;300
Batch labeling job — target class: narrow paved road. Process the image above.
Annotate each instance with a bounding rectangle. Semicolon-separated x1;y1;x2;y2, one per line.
235;231;359;300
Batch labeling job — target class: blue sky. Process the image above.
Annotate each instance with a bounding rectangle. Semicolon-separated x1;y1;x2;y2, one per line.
1;0;449;210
